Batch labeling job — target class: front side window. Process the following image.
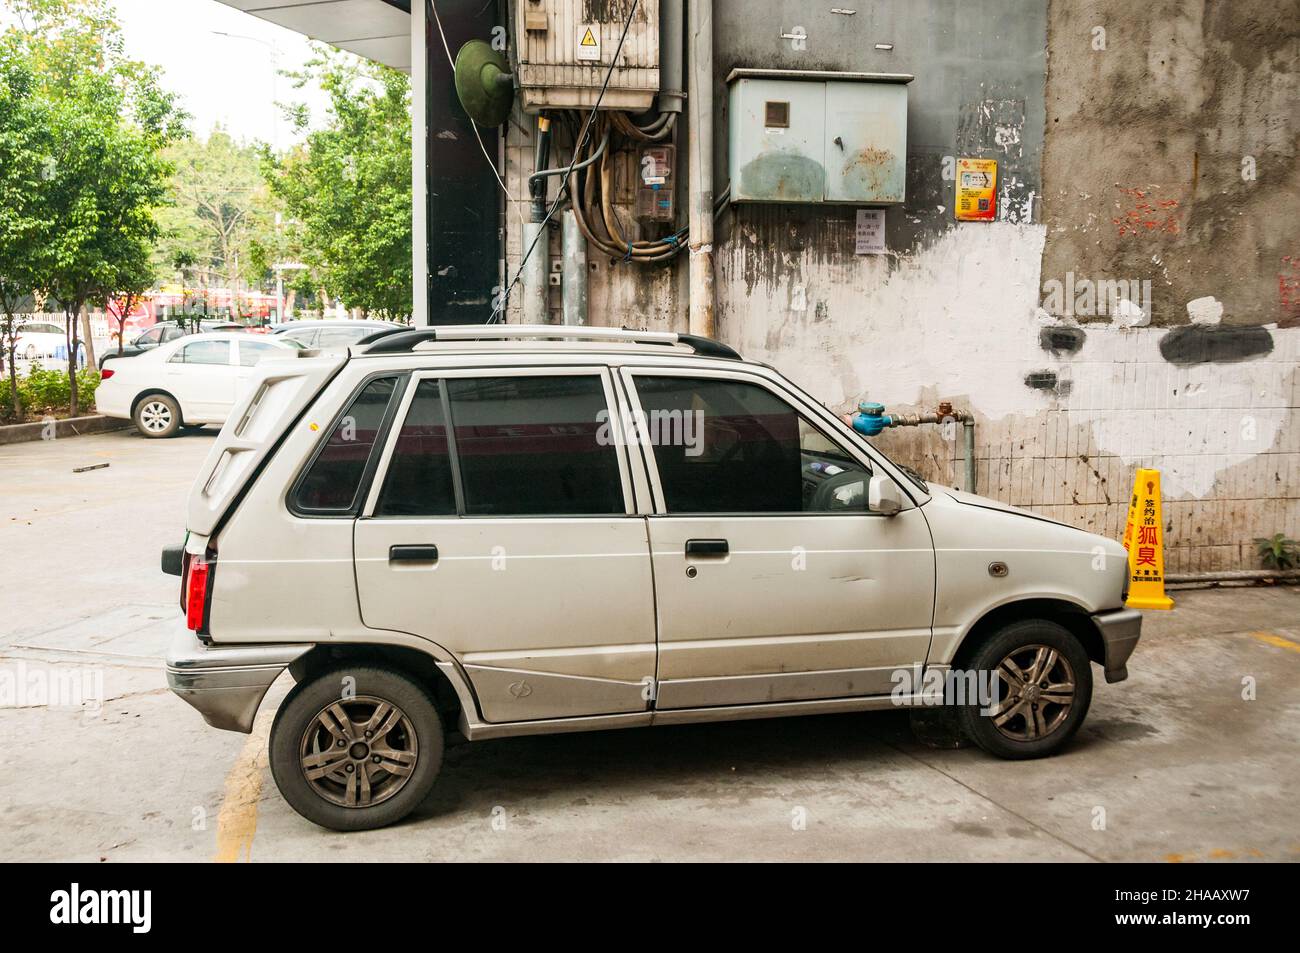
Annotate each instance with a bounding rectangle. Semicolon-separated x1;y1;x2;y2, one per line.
171;340;231;365
447;375;623;516
238;341;281;366
294;376;398;512
633;375;869;514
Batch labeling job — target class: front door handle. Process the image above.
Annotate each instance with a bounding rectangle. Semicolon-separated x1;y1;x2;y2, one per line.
685;538;728;557
389;544;439;563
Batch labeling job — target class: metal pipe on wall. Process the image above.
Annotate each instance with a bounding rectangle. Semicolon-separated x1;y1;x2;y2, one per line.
561;210;588;326
686;0;715;337
521;221;549;324
660;0;685;114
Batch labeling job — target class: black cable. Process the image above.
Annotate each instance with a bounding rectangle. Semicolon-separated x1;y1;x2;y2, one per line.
489;0;640;323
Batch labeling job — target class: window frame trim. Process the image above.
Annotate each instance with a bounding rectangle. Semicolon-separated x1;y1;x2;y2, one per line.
619;365;894;518
286;370;412;519
361;365;636;520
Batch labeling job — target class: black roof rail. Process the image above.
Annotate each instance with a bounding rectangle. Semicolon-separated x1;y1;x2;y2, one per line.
356;324;742;360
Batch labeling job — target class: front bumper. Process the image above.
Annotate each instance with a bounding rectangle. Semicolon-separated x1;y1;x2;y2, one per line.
1090;607;1142;684
165;628;314;733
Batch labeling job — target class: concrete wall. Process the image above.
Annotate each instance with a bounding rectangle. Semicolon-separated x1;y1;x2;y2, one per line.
498;0;1299;571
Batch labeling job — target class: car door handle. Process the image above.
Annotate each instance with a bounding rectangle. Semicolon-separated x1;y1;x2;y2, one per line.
685;539;728;557
389;544;439;563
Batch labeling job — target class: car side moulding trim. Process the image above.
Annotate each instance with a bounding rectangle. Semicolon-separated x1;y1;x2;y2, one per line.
1091;607;1142;684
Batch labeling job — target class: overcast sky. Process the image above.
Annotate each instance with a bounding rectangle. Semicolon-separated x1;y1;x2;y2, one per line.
113;0;340;148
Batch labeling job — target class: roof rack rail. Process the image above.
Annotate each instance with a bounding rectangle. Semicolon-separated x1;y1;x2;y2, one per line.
358;324;741;360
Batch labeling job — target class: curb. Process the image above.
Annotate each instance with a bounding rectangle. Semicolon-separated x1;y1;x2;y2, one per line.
0;414;131;446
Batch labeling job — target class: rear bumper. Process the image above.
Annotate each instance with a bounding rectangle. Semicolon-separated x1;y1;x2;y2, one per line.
1091;607;1142;684
165;628;313;733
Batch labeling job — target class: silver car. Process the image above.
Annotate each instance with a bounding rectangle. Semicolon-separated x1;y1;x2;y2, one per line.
164;325;1141;830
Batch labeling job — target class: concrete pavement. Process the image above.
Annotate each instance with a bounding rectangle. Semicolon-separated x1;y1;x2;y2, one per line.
2;429;1298;861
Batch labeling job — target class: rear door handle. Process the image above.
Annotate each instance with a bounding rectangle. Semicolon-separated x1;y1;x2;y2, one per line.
389;544;439;563
685;538;728;557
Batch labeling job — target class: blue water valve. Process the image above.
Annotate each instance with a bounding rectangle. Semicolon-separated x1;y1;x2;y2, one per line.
851;401;892;437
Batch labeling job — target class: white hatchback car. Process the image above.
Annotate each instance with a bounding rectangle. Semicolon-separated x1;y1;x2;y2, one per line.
95;332;304;437
163;325;1141;830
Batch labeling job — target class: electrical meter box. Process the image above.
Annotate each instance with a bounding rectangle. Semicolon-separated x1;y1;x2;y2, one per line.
515;0;660;112
726;69;912;205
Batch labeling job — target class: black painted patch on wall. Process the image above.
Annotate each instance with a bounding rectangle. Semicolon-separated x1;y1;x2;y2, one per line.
1039;326;1086;353
1159;325;1274;365
1024;370;1058;389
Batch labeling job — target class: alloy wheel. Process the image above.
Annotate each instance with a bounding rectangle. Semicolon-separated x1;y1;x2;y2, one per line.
989;644;1076;741
298;696;419;809
139;400;173;433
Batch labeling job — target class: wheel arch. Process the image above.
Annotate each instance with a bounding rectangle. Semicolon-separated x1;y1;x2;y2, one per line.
131;387;183;420
288;642;470;734
949;598;1104;672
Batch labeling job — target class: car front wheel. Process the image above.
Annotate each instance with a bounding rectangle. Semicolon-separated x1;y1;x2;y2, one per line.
269;665;444;831
956;620;1093;760
133;395;182;438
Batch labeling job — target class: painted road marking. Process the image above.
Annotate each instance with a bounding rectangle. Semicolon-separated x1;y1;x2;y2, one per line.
1249;631;1300;654
213;709;273;863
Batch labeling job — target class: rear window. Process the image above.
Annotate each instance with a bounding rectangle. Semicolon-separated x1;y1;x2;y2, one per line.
292;376;399;513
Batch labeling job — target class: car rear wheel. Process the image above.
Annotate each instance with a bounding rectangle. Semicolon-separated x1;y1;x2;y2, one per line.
956;620;1092;760
133;395;181;438
270;665;444;831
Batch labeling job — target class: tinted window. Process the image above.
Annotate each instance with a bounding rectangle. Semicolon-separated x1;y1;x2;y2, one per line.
447;375;623;516
294;377;397;512
634;376;868;513
171;340;231;365
375;379;457;517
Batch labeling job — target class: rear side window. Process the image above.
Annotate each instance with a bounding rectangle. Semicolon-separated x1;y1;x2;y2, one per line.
375;379;457;517
447;375;623;516
293;377;398;512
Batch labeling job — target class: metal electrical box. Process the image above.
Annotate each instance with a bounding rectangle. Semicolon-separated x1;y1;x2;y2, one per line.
727;69;912;205
515;0;660;112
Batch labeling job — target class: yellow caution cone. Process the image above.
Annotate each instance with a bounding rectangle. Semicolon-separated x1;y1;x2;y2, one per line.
1124;468;1174;610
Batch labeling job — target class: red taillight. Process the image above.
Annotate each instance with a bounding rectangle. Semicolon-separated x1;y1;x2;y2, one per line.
185;556;211;631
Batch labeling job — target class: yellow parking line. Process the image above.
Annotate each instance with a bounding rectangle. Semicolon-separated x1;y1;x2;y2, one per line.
1250;631;1300;654
213;711;273;863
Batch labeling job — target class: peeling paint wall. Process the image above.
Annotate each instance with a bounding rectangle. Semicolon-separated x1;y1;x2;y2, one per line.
498;0;1299;571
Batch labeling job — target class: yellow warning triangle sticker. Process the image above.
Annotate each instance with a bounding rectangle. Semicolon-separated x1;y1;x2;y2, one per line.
580;28;597;46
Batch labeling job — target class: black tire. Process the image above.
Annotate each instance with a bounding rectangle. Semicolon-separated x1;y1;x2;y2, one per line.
956;620;1092;760
132;394;182;438
180;423;206;434
269;665;444;831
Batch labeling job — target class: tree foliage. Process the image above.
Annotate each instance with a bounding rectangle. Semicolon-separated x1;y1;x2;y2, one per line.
268;50;412;321
0;0;184;416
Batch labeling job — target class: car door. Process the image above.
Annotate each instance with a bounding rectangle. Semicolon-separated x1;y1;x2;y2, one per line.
163;339;236;422
353;366;657;723
622;367;936;709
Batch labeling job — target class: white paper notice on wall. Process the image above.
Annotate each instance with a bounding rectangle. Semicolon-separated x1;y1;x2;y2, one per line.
855;209;885;255
576;25;601;61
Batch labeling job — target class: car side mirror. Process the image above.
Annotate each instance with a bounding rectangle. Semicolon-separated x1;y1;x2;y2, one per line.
869;475;903;516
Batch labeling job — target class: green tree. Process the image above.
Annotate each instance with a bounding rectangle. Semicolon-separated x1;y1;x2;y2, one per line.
157;129;280;301
6;0;183;414
0;42;56;419
269;49;412;321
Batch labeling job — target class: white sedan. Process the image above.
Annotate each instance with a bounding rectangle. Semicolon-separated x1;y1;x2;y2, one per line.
95;333;304;438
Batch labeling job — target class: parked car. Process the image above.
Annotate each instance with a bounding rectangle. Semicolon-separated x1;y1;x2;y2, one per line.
163;325;1141;831
99;321;246;369
12;320;85;365
272;319;403;349
94;332;304;437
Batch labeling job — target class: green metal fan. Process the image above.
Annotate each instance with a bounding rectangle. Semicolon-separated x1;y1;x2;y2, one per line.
453;39;515;127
